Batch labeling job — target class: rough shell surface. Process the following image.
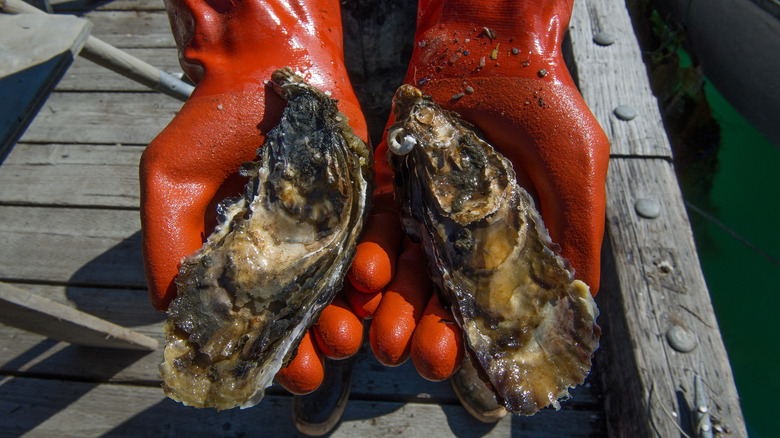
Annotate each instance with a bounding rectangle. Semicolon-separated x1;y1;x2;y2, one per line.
159;67;373;410
387;84;600;416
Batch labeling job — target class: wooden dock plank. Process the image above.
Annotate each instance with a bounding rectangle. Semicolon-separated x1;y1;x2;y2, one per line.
0;0;744;435
0;14;92;162
79;10;176;48
0;144;142;207
0;282;601;407
0;281;157;351
18;92;180;145
567;0;747;435
0;206;146;287
569;0;673;158
0;376;603;437
57;48;183;92
52;0;167;12
596;158;745;436
0;321;469;404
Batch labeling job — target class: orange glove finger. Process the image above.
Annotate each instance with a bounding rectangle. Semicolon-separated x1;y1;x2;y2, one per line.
312;291;364;360
348;192;404;293
344;280;384;320
276;329;325;395
369;240;433;366
411;293;465;381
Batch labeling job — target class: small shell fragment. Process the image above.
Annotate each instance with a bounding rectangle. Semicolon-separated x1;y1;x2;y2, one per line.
388;127;418;155
490;44;500;60
481;27;497;40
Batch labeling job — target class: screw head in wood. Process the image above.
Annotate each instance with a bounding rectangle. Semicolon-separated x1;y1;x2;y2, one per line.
593;31;616;46
614;105;637;121
635;198;661;219
667;325;697;352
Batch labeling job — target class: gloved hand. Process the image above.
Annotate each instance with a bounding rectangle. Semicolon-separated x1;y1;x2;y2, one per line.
345;0;610;381
140;0;368;395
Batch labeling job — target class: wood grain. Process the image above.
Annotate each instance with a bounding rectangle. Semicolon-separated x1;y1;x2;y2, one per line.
52;0;167;12
0;282;603;406
596;158;746;436
0;14;91;162
0;376;603;437
0;206;146;287
569;0;673;158
58;48;182;92
567;0;747;435
0;281;157;350
18;91;180;145
84;11;176;48
0;144;142;207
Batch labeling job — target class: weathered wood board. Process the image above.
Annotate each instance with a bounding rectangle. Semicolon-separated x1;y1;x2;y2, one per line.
18;92;180;145
0;14;91;161
0;280;602;401
0;206;146;287
58;48;182;92
567;0;748;436
569;0;673;158
0;0;747;435
0;376;602;438
51;0;167;12
597;158;745;436
81;11;176;48
0;281;157;350
0;144;143;207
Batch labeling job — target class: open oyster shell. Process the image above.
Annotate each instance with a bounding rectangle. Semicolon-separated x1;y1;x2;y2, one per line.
159;68;373;410
387;85;600;416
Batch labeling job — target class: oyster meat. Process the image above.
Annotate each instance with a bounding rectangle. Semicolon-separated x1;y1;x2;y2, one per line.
160;67;373;410
386;85;600;416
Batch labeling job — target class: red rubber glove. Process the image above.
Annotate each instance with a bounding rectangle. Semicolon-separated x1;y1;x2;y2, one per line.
347;0;610;381
141;0;366;395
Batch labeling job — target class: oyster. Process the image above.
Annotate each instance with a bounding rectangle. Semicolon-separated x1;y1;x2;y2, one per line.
160;67;373;410
386;85;600;416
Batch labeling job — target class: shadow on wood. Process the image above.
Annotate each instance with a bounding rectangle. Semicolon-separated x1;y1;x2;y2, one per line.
0;345;155;436
0;56;72;164
0;11;91;163
0;281;157;350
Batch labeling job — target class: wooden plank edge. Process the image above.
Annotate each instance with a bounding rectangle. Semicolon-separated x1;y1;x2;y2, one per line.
0;282;157;351
596;157;747;437
0;375;605;438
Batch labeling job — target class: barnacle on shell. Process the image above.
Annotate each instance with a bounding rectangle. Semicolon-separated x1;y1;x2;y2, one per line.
387;84;600;416
159;67;373;410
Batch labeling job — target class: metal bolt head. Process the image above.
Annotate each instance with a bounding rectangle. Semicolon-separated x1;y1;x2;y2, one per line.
614;104;637;121
593;31;616;46
635;198;661;219
667;325;697;352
